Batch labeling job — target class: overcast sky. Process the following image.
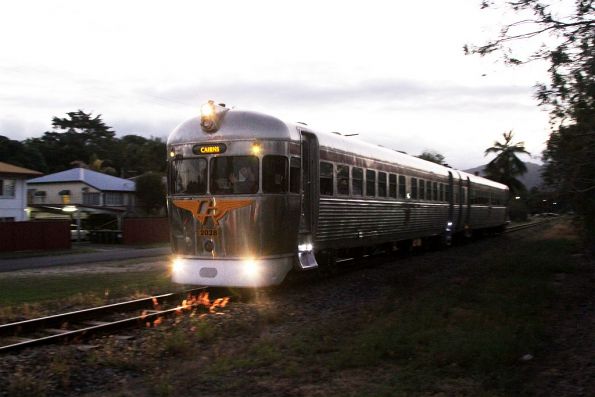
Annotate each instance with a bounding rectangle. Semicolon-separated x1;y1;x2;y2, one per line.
0;0;551;169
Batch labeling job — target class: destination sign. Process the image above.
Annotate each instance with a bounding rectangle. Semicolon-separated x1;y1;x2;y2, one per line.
193;143;227;155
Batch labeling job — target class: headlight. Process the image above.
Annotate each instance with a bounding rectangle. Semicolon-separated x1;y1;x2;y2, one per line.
200;100;229;133
171;257;184;274
298;243;313;252
242;258;261;279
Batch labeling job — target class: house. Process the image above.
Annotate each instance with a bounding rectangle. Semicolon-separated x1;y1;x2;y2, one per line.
27;168;136;226
0;162;42;221
27;168;136;208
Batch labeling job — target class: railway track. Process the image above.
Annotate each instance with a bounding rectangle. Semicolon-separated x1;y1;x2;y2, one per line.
504;219;551;233
0;287;217;354
0;219;550;354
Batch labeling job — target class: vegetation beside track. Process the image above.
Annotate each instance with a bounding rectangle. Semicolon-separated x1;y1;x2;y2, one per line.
0;263;178;322
1;220;592;396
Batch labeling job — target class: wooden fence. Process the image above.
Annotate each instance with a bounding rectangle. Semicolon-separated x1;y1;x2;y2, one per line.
122;218;169;245
0;221;70;252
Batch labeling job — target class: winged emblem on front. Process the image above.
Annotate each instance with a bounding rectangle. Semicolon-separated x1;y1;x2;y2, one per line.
172;199;254;225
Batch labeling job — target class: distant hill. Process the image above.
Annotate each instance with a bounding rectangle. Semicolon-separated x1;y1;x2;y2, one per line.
464;162;544;190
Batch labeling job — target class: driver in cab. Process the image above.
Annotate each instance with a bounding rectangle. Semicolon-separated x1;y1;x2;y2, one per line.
229;166;256;194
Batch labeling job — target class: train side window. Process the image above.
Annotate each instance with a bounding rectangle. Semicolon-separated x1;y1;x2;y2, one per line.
389;174;397;198
378;172;387;197
411;177;418;199
352;167;363;196
432;182;438;201
427;181;432;201
320;162;334;196
263;155;288;193
337;165;349;195
479;190;488;204
170;158;208;195
366;170;376;197
289;157;300;194
398;175;406;199
419;178;425;200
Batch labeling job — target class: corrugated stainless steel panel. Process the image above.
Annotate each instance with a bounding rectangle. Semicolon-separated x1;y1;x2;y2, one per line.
469;206;508;228
316;198;449;245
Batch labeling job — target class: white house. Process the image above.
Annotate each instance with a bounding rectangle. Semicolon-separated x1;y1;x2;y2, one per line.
0;162;42;221
27;168;136;211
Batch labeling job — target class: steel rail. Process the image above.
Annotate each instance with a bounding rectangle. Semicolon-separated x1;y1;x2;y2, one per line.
0;287;208;353
0;219;553;354
504;219;551;233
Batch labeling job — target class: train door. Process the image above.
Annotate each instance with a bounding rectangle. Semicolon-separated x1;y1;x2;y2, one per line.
444;171;455;243
447;171;454;223
297;131;319;269
465;176;472;229
456;172;464;231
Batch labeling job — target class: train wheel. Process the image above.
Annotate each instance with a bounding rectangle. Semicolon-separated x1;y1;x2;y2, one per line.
351;246;365;260
437;231;452;249
396;240;413;256
316;249;338;276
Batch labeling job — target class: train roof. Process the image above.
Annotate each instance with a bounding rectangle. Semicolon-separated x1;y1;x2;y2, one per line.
168;107;508;191
314;129;508;190
167;109;300;145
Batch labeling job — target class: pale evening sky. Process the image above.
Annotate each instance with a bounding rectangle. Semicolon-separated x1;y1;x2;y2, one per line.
0;0;552;169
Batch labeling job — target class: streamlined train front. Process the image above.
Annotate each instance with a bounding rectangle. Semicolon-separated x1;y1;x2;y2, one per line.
167;102;302;287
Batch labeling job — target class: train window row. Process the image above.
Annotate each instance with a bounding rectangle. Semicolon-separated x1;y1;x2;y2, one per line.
168;156;506;204
320;161;449;202
169;156;301;195
470;189;506;206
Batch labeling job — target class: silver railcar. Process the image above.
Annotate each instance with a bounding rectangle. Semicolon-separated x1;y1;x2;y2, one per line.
167;102;508;287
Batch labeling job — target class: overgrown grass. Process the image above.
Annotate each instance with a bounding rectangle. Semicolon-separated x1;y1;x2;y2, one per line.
190;235;582;395
0;269;179;318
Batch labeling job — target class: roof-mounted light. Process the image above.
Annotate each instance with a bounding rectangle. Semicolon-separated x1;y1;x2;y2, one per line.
200;100;229;133
251;141;262;156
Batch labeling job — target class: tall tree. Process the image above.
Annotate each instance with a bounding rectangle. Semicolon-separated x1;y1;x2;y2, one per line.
417;150;446;165
0;135;48;172
24;110;117;173
113;135;166;177
484;131;531;195
135;172;166;214
467;0;594;248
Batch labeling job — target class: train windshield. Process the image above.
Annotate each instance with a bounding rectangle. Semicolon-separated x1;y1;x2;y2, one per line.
210;156;259;195
169;158;207;194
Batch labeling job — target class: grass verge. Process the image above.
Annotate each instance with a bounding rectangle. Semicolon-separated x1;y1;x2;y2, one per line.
168;228;583;396
0;268;179;321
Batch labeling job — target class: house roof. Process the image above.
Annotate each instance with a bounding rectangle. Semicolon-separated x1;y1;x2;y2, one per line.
0;161;43;176
27;168;135;192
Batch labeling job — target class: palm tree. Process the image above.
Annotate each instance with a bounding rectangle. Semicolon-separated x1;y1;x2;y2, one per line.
484;131;531;195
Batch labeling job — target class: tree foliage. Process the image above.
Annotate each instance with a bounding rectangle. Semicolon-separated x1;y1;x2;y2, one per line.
0;135;48;172
484;131;531;195
417;150;446;165
24;110;117;173
13;111;166;177
135;172;166;214
467;0;594;248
